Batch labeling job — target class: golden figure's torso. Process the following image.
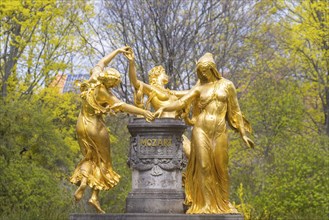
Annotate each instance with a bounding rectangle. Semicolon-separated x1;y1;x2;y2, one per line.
194;80;229;133
148;85;178;117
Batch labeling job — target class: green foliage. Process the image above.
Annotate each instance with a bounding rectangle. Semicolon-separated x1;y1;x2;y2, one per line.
259;135;329;219
0;88;80;173
0;88;80;219
100;115;132;213
234;134;329;220
230;74;329;219
273;0;329;135
0;157;73;220
0;0;94;98
227;1;329;218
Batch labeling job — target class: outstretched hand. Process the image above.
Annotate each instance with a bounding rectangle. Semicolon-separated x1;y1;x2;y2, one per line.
144;110;155;122
117;46;131;54
242;135;254;149
154;107;164;118
122;46;134;61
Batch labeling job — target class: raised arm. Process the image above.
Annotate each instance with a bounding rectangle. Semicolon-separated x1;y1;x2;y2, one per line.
125;48;158;99
97;47;130;69
124;48;141;90
90;47;130;82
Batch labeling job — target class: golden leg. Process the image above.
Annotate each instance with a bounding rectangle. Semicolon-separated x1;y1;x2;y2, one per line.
88;189;105;214
74;177;87;202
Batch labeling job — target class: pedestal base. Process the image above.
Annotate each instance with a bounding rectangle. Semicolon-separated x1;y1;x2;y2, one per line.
70;213;244;220
126;189;185;213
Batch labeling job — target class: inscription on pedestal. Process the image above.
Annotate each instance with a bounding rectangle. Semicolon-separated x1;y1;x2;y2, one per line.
139;137;172;147
129;134;184;177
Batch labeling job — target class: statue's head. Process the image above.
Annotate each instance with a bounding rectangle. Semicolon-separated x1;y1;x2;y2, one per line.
148;65;168;86
98;68;121;88
196;53;221;83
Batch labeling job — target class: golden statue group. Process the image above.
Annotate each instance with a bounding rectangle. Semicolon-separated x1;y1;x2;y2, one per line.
70;46;254;214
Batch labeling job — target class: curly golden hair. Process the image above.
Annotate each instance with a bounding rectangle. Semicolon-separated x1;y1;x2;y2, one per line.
148;65;166;85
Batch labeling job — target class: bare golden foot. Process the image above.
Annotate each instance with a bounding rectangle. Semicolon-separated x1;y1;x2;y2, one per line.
74;185;86;202
228;202;238;213
88;198;105;214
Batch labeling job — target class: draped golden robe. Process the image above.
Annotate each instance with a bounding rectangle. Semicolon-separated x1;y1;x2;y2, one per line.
70;67;122;191
183;78;247;214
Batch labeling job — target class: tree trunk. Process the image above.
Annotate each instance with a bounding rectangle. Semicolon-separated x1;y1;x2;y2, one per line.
1;24;21;98
325;87;329;136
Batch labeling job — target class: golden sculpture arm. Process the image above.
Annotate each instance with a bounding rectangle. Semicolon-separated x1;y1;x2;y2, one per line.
127;58;142;90
123;52;145;108
171;80;200;98
97;84;154;121
155;87;199;117
121;103;154;121
125;48;168;101
148;86;171;101
97;47;130;69
226;82;254;148
89;46;130;83
171;90;189;98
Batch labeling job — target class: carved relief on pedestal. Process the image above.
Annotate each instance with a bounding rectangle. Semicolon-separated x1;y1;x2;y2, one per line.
128;134;186;176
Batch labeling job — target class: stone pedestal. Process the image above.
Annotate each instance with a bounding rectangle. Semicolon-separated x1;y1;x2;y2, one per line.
126;118;187;213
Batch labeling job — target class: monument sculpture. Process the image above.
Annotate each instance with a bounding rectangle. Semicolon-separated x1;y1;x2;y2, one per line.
69;47;154;213
70;48;253;220
155;52;254;214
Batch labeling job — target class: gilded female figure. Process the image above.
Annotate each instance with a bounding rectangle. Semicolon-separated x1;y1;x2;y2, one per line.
70;47;154;213
155;53;254;214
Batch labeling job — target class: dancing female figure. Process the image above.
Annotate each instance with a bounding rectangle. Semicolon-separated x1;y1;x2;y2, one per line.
70;47;154;213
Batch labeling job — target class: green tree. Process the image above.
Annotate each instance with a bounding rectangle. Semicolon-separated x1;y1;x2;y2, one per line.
230;74;329;219
0;157;74;219
274;0;329;135
226;2;329;218
0;0;93;98
0;87;81;218
0;88;79;171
